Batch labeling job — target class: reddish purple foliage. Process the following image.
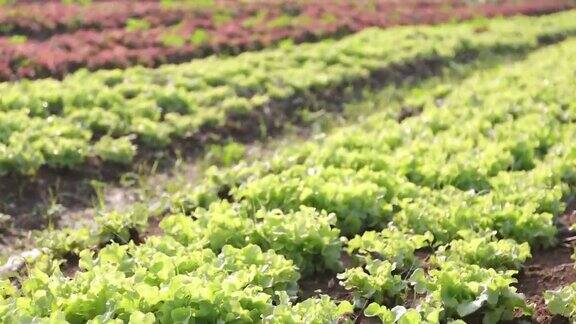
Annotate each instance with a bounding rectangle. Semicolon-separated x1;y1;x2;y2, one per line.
0;1;183;38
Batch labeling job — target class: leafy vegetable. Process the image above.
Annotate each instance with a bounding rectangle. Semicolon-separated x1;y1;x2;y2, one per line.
545;283;576;320
409;262;529;322
434;230;531;270
338;259;406;305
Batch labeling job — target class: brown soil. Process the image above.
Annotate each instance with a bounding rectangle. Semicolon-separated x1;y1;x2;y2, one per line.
0;230;34;262
299;253;355;302
516;244;575;324
61;252;80;278
299;272;351;302
143;216;164;238
516;203;576;324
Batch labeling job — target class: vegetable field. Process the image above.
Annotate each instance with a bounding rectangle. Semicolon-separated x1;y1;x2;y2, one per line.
0;0;574;80
2;1;576;324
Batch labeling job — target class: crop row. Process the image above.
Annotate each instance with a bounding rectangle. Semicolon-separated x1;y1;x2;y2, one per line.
165;34;576;247
134;36;576;321
5;32;576;323
2;0;569;39
0;1;182;39
0;0;574;80
1;11;576;177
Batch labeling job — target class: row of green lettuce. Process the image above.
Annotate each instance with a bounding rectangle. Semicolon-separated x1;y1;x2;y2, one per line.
4;30;576;323
2;11;576;175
